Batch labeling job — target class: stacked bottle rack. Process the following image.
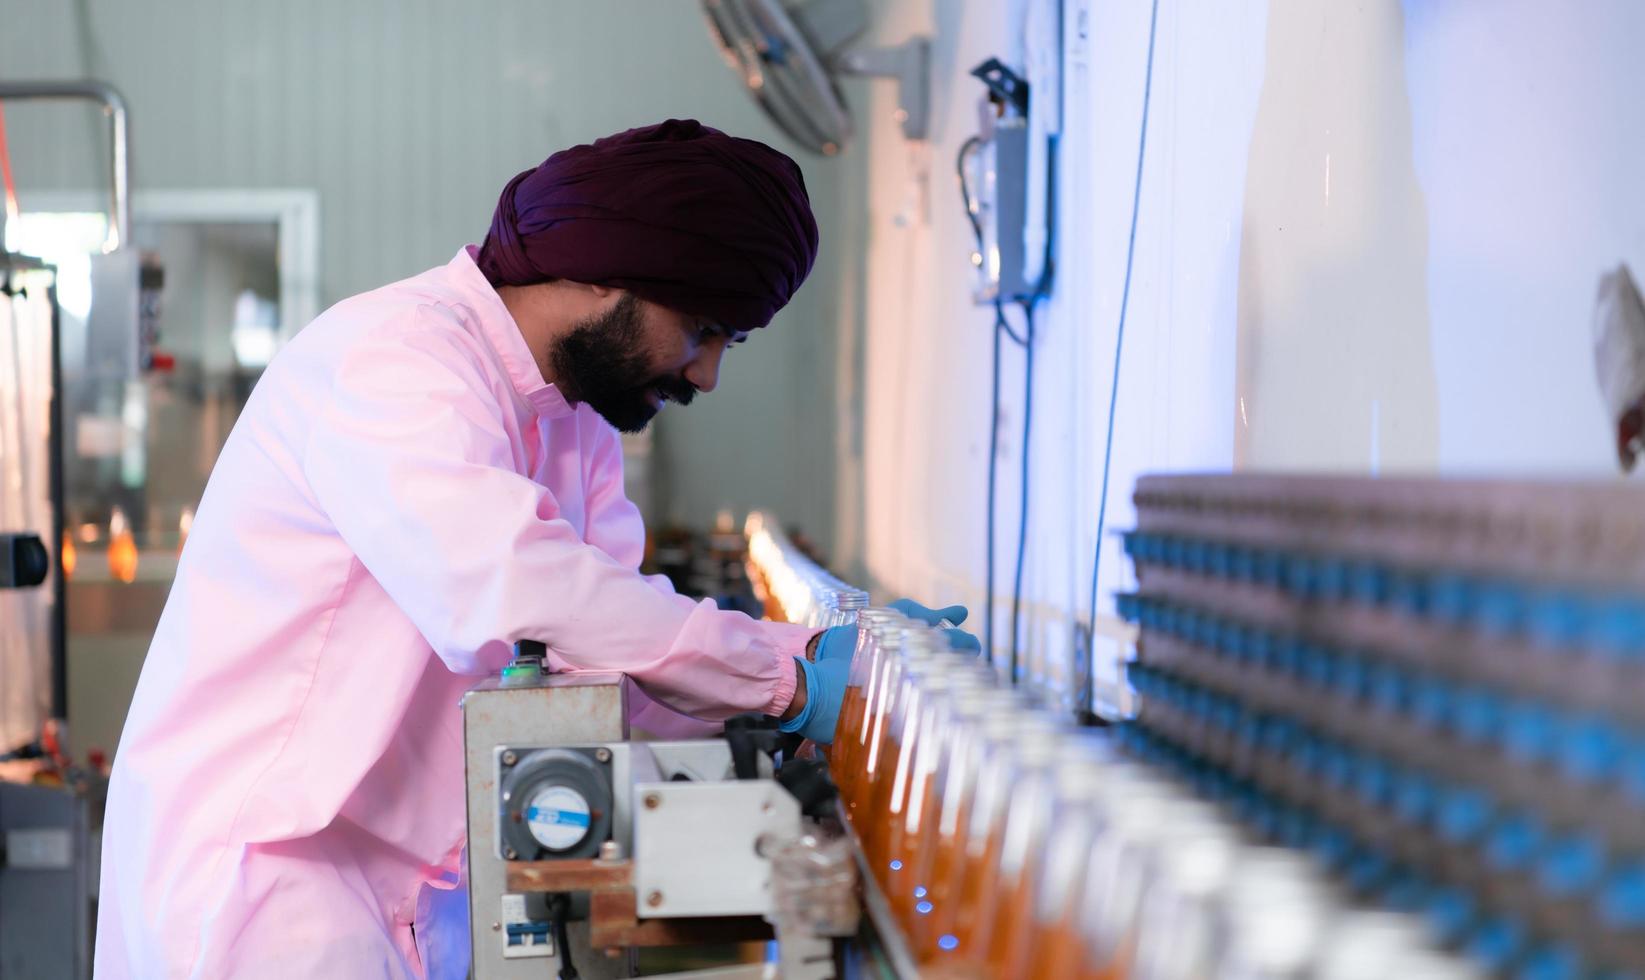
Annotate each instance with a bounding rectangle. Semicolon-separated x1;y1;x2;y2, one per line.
1118;474;1645;979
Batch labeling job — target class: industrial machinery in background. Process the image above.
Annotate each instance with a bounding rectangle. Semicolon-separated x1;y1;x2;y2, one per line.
701;0;928;156
0;80;129;980
464;520;871;980
959;0;1060;307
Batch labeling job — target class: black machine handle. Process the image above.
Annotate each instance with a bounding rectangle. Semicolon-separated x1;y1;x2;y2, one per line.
0;533;49;590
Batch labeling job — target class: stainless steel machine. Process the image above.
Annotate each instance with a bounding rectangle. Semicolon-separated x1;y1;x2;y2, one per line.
463;644;851;980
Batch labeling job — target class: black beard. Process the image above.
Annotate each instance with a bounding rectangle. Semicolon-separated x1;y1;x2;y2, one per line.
548;293;697;433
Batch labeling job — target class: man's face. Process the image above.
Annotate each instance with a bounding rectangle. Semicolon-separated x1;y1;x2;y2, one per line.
549;291;748;433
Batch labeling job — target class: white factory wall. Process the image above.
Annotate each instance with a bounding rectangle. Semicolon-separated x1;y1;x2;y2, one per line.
849;0;1645;708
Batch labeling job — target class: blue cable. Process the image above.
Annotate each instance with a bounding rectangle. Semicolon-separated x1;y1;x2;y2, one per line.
1087;0;1162;683
985;301;1005;664
1009;302;1037;684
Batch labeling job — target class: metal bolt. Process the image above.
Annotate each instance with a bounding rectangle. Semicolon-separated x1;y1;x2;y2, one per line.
594;747;612;763
646;890;664;908
599;840;625;862
503;846;518;860
643;792;662;810
491;922;501;932
501;750;518;766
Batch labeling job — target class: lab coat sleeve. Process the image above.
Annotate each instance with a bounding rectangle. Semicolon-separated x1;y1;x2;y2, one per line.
300;318;805;719
579;419;689;599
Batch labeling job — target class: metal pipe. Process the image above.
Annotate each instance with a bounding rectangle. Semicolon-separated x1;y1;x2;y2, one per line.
0;80;130;253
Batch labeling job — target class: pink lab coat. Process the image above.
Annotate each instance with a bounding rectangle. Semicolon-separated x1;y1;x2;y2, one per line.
93;247;811;978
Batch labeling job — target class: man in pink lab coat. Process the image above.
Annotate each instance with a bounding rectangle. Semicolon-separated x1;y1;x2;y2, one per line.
92;120;882;978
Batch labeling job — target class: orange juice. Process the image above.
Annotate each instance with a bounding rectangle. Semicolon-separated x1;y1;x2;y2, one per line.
830;684;866;784
1028;919;1087;980
996;867;1044;977
950;822;1006;957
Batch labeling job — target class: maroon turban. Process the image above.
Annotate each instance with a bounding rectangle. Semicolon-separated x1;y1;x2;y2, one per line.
477;119;818;332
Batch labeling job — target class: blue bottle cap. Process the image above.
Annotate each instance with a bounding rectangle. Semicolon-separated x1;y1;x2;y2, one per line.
1503;699;1558;764
1299;642;1336;689
1392;769;1436;826
1465;917;1526;972
1259;716;1300;755
1252;798;1282;839
1274;636;1304;678
1425;887;1476;943
1121;530;1142;557
1353;752;1393;806
1193;612;1218;648
1346;847;1391;891
1183;539;1208;574
1210;695;1238;733
1428;572;1476;625
1411;675;1454;729
1316;557;1350;602
1332;651;1371;701
1318;741;1354;789
1254;548;1285;589
1529;589;1587;649
1250;629;1279;670
1368;660;1413;714
1599;861;1645;929
1536;834;1605;897
1310;823;1354;870
1205;540;1232;577
1277;805;1312;849
1516;945;1583;980
1558;714;1624;784
1380;873;1432;912
1349;560;1392;605
1188;686;1214;721
1594;597;1645;661
1292;732;1322;776
1283;553;1319;598
1115;592;1141;622
1484;812;1546;872
1229;544;1255;581
1453;685;1505;745
1436;786;1492;843
1475;579;1528;636
1388;569;1431;616
1623;740;1645;804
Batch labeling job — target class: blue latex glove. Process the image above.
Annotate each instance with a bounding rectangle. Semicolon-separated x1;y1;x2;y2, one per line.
779;656;849;744
814;625;858;663
889;598;982;653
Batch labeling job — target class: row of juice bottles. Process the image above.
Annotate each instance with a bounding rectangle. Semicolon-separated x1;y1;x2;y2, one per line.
824;607;1484;979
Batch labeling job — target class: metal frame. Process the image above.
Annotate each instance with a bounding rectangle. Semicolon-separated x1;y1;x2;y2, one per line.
0;81;128;254
0;254;66;721
15;188;321;342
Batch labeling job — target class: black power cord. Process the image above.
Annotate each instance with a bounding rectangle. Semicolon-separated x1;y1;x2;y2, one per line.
548;893;579;980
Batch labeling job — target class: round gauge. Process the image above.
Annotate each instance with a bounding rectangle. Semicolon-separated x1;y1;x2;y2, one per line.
498;747;614;861
524;784;593;852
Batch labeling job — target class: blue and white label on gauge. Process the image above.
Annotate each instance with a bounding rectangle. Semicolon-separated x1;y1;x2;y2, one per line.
524;785;592;851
